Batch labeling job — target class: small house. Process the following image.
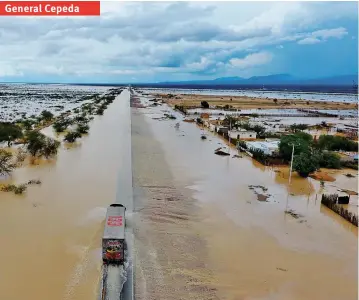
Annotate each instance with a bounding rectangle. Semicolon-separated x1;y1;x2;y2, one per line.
228;128;257;140
216;126;229;134
245;140;280;156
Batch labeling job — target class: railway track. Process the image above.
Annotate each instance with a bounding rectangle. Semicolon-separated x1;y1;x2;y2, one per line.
100;264;127;300
99;88;134;300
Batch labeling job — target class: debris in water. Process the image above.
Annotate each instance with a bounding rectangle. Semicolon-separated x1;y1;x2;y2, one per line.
257;194;269;202
248;185;271;202
248;185;268;192
214;148;230;156
276;267;288;272
345;173;355;178
285;209;304;219
27;179;41;185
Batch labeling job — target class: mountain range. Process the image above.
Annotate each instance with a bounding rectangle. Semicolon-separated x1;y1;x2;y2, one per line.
157;74;358;86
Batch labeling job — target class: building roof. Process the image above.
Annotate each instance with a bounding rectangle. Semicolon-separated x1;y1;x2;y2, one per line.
246;140;280;150
229;128;256;133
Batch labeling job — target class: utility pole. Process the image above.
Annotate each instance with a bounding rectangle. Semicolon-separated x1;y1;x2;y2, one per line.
228;119;232;153
288;144;295;186
286;143;295;211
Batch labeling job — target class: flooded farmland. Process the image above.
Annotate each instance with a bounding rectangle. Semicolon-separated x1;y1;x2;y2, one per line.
132;92;358;300
0;89;130;300
0;86;357;300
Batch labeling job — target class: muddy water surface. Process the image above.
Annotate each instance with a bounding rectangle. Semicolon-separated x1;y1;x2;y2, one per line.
0;90;130;300
136;96;358;300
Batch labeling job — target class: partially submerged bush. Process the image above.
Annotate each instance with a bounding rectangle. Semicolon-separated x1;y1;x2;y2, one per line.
0;149;16;176
26;131;60;158
1;183;27;195
16;147;27;165
14;184;27;194
27;179;41;185
42;138;60;158
53;118;72;133
0;122;23;147
96;108;104;115
76;124;89;134
64;131;82;143
26;131;46;157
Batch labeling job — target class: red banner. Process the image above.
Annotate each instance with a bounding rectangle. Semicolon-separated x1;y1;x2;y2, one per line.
0;1;100;16
107;216;123;227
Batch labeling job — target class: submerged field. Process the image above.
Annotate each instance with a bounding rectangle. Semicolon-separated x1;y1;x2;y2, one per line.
0;87;129;300
0;84;112;122
131;91;358;300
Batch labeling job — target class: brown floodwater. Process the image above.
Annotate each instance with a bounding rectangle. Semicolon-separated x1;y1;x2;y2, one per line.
135;95;358;300
0;90;130;300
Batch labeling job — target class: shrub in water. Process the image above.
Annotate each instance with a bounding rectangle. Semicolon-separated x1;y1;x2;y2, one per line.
64;131;82;143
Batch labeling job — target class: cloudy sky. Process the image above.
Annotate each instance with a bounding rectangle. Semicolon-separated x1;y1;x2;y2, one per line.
1;1;358;83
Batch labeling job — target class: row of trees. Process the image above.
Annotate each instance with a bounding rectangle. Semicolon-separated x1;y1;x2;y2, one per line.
1;90;121;177
0;130;61;176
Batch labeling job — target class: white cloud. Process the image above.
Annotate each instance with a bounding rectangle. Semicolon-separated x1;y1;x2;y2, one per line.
229;52;273;69
0;2;356;81
312;27;348;40
297;37;321;45
297;27;348;45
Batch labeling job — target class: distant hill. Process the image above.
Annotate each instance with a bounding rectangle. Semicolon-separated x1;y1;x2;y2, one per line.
156;74;358;86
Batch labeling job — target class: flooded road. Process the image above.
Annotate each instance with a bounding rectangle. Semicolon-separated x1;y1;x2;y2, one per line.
0;90;130;300
132;94;357;300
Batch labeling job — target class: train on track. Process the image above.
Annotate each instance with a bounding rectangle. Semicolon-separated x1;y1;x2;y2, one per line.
102;204;126;265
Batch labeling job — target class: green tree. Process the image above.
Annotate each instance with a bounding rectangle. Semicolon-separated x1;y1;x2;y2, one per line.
279;132;313;161
293;151;319;177
200;101;209;108
318;151;341;169
0;149;16;176
222;115;237;127
25;131;60;158
42;139;60;158
40;110;54;121
21;119;34;131
0;122;23;147
318;135;357;152
290;124;308;132
252;125;266;137
26;131;46;157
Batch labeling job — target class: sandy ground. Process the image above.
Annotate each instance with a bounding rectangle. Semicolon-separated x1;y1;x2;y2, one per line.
159;93;358;110
131;93;358;300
